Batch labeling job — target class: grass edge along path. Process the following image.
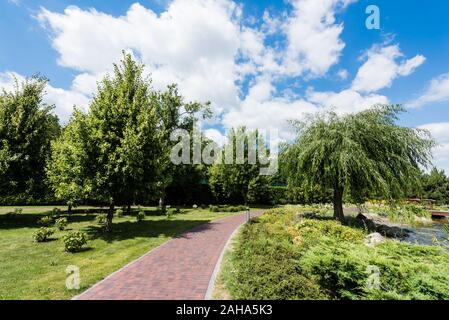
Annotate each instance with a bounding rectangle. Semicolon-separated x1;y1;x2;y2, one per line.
0;207;255;300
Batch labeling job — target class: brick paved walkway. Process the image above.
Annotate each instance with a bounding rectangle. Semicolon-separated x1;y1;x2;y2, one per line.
75;210;262;300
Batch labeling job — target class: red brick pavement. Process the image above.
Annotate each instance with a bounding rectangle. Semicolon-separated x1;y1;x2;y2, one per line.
75;210;263;300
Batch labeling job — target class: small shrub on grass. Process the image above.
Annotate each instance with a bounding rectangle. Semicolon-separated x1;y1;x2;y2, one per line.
137;211;145;222
33;228;55;243
38;216;54;227
6;208;23;219
115;209;124;218
55;217;68;231
63;231;88;253
96;214;107;226
192;204;198;209
166;208;180;219
209;205;219;212
51;208;62;217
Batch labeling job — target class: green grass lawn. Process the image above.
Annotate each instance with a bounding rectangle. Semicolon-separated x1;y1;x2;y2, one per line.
0;206;240;300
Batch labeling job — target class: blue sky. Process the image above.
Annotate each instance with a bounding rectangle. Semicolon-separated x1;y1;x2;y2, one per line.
1;0;449;170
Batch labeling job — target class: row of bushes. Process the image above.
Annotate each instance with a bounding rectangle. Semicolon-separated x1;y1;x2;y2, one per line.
33;227;87;253
222;206;449;300
209;205;249;213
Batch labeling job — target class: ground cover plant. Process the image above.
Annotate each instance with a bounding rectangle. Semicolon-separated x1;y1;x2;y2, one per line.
219;206;449;300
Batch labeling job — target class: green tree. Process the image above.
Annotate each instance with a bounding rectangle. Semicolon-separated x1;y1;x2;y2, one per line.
88;54;162;231
152;85;211;210
48;54;161;231
209;128;271;205
284;105;435;222
419;168;449;204
0;75;60;204
46;110;92;213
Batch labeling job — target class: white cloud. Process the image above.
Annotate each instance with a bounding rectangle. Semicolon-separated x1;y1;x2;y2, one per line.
0;72;89;122
306;88;389;114
7;0;20;6
204;128;227;146
3;0;424;144
223;77;318;140
418;122;449;144
409;73;449;108
38;1;244;114
351;44;425;93
33;0;357;127
418;122;449;173
282;0;354;77
337;69;349;80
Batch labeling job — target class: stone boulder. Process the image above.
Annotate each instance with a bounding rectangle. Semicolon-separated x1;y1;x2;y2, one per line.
364;232;386;247
357;213;412;239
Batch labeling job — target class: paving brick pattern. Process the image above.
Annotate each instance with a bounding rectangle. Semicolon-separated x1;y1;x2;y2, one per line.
75;210;262;300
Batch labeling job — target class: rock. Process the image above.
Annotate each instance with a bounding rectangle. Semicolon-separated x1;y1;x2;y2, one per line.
357;213;412;239
364;233;386;247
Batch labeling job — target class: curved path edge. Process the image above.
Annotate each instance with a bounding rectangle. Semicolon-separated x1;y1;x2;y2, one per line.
74;210;264;300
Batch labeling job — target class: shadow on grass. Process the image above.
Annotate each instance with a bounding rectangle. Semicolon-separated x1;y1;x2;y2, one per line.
0;214;97;230
85;219;213;243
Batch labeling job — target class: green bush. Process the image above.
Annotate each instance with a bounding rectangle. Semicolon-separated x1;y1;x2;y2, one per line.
33;227;55;243
115;209;124;218
209;205;248;213
136;211;145;222
51;208;62;217
38;216;54;227
63;231;88;253
209;205;219;212
6;208;23;219
223;206;449;300
166;208;180;218
96;213;107;226
55;217;68;231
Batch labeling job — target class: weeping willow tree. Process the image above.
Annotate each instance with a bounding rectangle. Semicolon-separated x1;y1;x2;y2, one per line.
284;105;435;222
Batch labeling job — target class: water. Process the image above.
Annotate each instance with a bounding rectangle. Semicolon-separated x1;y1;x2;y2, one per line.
403;220;449;247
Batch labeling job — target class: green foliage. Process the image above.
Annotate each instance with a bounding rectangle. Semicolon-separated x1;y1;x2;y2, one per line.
55;217;68;231
38;216;54;227
96;214;107;226
50;208;62;217
6;208;23;219
209;128;272;205
62;231;87;253
0;75;60;204
136;211;145;222
33;227;55;243
368;202;431;224
166;207;181;218
115;209;124;218
284;105;435;221
48;54;163;231
223;206;449;300
209;205;248;213
46;110;91;209
416;168;449;205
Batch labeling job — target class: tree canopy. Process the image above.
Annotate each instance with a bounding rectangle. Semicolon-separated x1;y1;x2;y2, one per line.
284;105;435;222
209;128;271;205
0;76;60;204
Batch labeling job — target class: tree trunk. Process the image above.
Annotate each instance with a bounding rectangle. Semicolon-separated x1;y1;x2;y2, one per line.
127;203;131;215
106;200;114;233
159;191;166;213
333;187;346;223
68;204;72;214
